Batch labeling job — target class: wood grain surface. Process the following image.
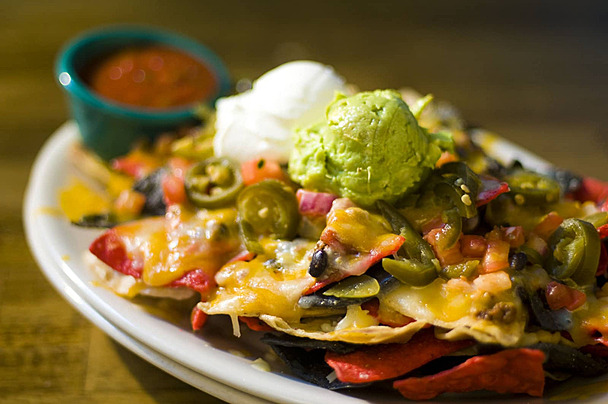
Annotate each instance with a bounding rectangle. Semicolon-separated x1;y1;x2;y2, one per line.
2;1;607;403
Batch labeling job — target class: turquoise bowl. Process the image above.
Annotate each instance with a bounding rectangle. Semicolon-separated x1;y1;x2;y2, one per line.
55;26;231;160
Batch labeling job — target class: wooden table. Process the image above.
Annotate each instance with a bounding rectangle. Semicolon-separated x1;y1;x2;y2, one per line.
2;1;606;403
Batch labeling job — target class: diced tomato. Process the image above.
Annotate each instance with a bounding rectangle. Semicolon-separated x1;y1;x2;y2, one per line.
191;305;208;331
241;158;285;185
113;189;146;218
476;176;510;207
545;281;587;311
424;228;464;266
239;317;274;332
525;232;549;257
161;173;187;206
393;349;545;400
573;177;608;205
325;328;474;383
89;230;143;278
502;226;525;248
160;157;192;206
480;239;510;273
167;156;192;180
111;149;162;179
473;271;512;292
598;224;608;240
460;235;487;258
435;151;458;168
533;212;564;241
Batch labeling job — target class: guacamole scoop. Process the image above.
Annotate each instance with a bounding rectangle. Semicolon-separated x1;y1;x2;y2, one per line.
288;90;448;207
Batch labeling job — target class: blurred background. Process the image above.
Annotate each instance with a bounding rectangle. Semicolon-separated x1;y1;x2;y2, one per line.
1;1;607;403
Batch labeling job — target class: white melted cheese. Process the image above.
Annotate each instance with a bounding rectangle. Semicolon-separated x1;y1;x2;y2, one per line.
200;239;316;322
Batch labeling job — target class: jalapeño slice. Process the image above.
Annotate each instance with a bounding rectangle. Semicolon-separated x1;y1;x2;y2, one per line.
237;179;300;250
184;157;243;208
547;218;601;286
506;170;561;205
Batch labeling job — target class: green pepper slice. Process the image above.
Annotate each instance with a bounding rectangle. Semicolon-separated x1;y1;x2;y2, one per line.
439;260;479;279
583;212;608;228
505;170;561;205
436;207;462;250
439;162;481;198
237;179;300;245
377;201;439;286
382;258;438;287
237;218;264;255
377;201;436;263
323;275;380;298
432;175;477;219
185;158;243;208
547;218;601;285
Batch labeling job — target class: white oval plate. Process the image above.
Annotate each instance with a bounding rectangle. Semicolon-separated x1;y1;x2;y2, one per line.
24;122;608;403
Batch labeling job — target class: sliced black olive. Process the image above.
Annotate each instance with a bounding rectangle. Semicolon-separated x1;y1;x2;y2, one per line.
260;333;356;354
132;169;167;216
298;293;369;309
516;287;573;332
366;264;400;291
72;213;117;228
265;343;369;390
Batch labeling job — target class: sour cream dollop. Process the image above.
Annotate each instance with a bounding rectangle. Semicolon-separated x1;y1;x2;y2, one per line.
213;60;347;164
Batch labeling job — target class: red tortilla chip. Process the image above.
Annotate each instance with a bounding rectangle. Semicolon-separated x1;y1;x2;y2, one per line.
393;348;545;400
325;328;474;383
169;269;216;295
89;230;143;278
190;305;207;331
239;316;274;332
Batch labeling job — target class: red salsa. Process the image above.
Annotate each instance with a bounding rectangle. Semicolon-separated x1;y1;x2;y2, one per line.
83;45;217;109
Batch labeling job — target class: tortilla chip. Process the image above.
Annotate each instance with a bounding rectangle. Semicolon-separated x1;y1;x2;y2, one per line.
259;314;426;344
393;348;545;400
325;328;474;383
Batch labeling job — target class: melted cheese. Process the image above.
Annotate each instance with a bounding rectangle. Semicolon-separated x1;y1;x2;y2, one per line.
335;305;379;330
382;276;527;346
59;178;110;221
200;239;316;321
326;207;395;252
112;205;241;287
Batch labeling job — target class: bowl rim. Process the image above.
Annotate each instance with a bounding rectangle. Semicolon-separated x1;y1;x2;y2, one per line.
55;24;231;120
